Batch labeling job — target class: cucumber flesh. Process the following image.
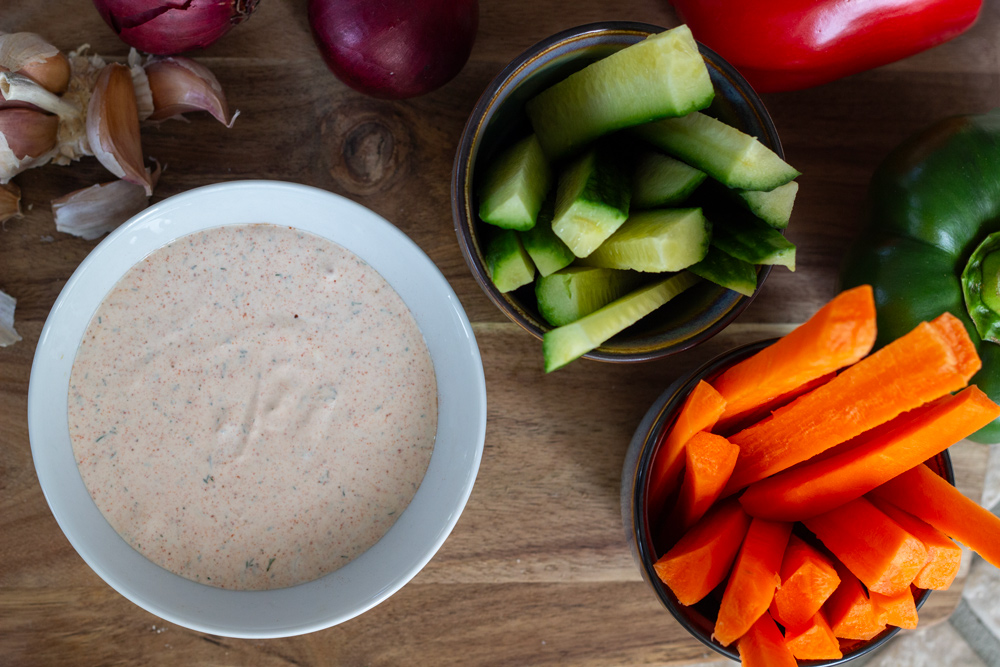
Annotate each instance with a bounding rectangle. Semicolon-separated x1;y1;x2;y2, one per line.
632;149;707;209
552;147;631;258
542;271;701;372
579;208;710;272
711;213;796;271
526;25;714;160
520;199;575;277
633;112;800;191
736;181;798;229
478;134;552;230
535;266;645;327
485;229;535;292
688;244;757;296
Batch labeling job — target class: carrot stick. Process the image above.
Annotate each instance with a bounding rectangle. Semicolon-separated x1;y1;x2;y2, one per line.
724;312;981;493
870;588;918;629
712;284;875;424
737;611;798;667
869;463;1000;569
713;518;793;646
653;498;751;606
739;386;1000;521
784;612;843;661
770;535;840;629
804;497;928;596
868;497;962;590
714;371;835;437
824;561;886;641
647;380;727;521
668;431;740;533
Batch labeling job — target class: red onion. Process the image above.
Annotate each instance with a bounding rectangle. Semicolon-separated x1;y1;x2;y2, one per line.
308;0;478;100
92;0;260;55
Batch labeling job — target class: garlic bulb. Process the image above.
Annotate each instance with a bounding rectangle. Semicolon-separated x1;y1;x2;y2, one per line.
0;182;20;223
0;288;21;347
145;55;238;127
86;63;152;195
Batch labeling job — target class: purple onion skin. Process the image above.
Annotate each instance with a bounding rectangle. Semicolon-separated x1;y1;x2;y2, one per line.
308;0;479;100
93;0;259;55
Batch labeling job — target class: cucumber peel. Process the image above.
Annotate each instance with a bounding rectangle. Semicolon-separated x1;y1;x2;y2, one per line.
520;199;575;277
712;214;796;271
552;147;631;258
689;245;758;296
485;230;535;292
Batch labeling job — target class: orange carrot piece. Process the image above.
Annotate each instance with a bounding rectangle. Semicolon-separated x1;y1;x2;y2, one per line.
824;561;886;641
713;285;876;424
714;371;835;437
868;496;962;590
869;463;1000;569
724;312;981;493
668;431;740;533
770;535;841;629
870;588;918;629
804;497;927;596
784;612;843;661
714;518;793;646
737;611;798;667
739;387;1000;521
653;499;751;606
647;380;727;521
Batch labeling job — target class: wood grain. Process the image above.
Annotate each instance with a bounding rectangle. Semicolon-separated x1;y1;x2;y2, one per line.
1;1;999;665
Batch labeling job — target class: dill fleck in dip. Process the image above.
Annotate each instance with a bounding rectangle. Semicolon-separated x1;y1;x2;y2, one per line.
68;224;437;590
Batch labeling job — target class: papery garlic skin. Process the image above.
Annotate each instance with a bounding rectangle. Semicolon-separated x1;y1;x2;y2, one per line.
53;176;152;240
0;108;59;182
128;48;153;121
145;56;238;127
0;72;77;117
86;63;152;195
0;32;70;94
51;47;106;166
0;182;21;223
0;289;21;347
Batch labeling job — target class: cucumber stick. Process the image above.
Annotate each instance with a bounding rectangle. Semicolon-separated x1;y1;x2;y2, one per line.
485;230;535;292
526;25;714;160
543;271;700;372
478;134;552;230
552;147;631;258
737;181;799;229
535;266;645;327
689;245;757;296
632;150;707;209
580;208;710;272
520;199;575;276
712;214;796;271
633;112;800;191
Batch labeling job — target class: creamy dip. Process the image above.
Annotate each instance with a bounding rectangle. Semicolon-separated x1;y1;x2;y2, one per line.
68;224;437;590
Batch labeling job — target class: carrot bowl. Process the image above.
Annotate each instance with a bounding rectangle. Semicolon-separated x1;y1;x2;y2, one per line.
620;339;954;664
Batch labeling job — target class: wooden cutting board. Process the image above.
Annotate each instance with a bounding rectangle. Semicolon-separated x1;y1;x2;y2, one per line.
1;1;998;664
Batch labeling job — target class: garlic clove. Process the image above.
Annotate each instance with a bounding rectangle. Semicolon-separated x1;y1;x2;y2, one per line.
86;63;152;195
0;182;21;223
53;163;159;240
0;107;59;184
0;32;71;94
145;56;238;127
0;288;21;347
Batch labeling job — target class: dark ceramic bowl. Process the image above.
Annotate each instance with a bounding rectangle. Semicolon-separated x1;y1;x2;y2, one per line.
620;339;953;663
452;22;783;363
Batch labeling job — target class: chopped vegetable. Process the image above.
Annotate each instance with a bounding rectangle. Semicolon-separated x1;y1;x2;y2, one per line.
478;134;551;231
668;431;739;533
804;497;928;596
713;518;792;646
783;612;843;661
769;535;840;629
646;380;727;521
653;498;751;606
739;386;1000;521
715;372;834;437
579;208;710;273
868;497;962;590
550;145;631;258
711;212;797;271
535;266;642;327
712;284;876;425
484;229;535;293
737;612;798;667
688;245;757;297
869;463;1000;569
870;588;918;630
823;560;886;641
724;312;981;493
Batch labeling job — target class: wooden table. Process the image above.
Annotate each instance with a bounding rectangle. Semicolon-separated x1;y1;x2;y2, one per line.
2;1;997;665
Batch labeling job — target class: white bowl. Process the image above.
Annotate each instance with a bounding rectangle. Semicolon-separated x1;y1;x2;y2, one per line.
28;181;487;638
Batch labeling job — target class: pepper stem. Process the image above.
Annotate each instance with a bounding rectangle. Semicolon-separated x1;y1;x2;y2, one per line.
962;231;1000;344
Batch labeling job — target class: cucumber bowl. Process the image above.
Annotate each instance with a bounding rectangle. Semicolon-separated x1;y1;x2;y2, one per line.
452;22;786;365
620;339;953;664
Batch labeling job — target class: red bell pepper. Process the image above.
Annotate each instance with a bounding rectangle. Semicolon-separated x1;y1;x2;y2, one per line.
671;0;982;93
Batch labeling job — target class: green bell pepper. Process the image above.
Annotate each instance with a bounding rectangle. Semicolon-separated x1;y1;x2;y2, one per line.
842;110;1000;443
